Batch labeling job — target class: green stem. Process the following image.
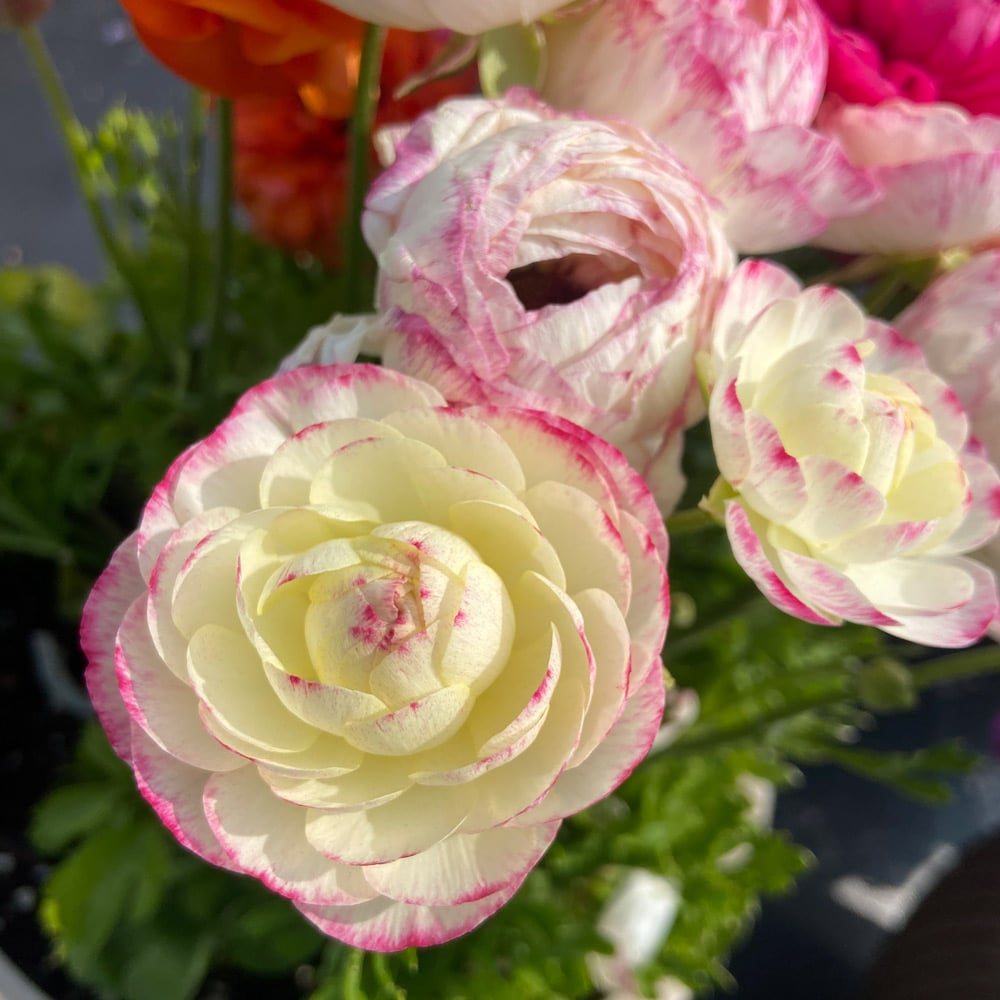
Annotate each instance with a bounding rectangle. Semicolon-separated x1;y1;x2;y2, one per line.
910;644;1000;690
666;591;768;659
863;270;905;317
344;23;387;312
18;24;166;347
180;87;207;361
203;97;233;387
809;253;891;287
665;507;717;538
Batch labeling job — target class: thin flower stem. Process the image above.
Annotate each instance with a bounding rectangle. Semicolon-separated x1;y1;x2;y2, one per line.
204;97;233;386
180;87;207;357
19;24;167;348
910;644;1000;690
665;591;769;659
657;643;1000;758
808;253;891;287
344;23;387;312
665;507;717;537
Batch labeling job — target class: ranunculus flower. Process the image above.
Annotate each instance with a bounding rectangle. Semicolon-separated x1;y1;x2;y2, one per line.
82;364;670;950
539;0;877;253
234;28;477;267
813;100;1000;254
118;0;364;114
364;90;734;514
702;259;1000;647
312;0;570;34
894;250;1000;626
816;0;1000;116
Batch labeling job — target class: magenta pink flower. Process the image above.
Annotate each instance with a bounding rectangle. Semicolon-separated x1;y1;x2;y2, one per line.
817;0;1000;116
82;365;670;951
539;0;877;252
364;91;734;513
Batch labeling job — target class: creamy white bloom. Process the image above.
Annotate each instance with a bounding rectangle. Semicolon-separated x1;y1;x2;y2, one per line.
82;365;670;951
313;0;570;33
365;90;734;514
540;0;877;252
702;260;1000;647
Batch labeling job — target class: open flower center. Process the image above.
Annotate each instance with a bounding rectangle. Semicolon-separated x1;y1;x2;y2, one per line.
506;252;642;311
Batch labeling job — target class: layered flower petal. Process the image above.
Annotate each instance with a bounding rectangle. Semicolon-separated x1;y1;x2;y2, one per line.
81;364;670;950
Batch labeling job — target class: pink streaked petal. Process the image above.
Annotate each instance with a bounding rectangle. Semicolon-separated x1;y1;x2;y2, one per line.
724;500;836;626
814;104;1000;254
363;823;559;907
871;557;999;648
130;724;240;871
709;376;752;483
115;596;242;772
203;767;376;906
298;878;522;952
937;448;1000;555
789;456;886;541
229;363;446;435
825;519;937;564
508;653;665;827
720;124;879;254
740;410;808;522
711;259;802;367
81;532;144;762
776;550;899;626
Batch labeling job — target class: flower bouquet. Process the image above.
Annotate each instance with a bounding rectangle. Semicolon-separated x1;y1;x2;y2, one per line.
5;0;1000;997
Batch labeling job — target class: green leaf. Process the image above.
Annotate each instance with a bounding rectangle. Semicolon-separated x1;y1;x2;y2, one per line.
478;23;546;97
121;928;215;1000
40;822;149;971
29;782;126;855
826;740;978;803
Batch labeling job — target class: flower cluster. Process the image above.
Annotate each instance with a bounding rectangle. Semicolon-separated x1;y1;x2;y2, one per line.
84;0;1000;957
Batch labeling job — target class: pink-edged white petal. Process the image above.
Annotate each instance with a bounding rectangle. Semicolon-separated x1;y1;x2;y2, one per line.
510;652;665;827
130;724;240;871
364;823;559;907
115;596;241;771
81;533;144;761
298;878;524;953
723;500;836;626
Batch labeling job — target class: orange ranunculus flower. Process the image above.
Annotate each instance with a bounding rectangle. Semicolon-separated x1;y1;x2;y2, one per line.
233;27;477;267
119;0;367;115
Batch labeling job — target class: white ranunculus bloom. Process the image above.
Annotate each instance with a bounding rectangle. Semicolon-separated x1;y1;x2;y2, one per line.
82;364;670;951
702;260;1000;647
364;90;734;515
314;0;570;33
